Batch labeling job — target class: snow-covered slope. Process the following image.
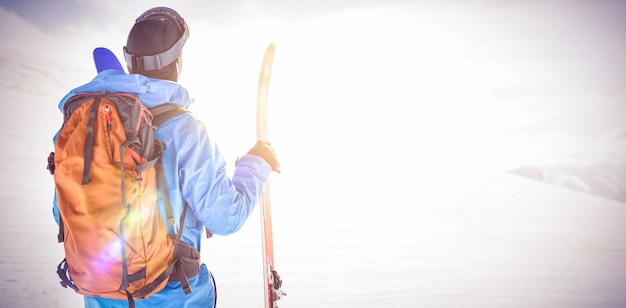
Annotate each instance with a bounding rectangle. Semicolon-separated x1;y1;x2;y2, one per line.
511;162;626;203
0;49;88;307
1;48;625;308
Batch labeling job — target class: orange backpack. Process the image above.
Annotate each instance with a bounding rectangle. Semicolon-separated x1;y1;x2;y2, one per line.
51;92;187;303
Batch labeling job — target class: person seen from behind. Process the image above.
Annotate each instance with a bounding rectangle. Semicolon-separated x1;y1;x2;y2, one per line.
52;6;280;307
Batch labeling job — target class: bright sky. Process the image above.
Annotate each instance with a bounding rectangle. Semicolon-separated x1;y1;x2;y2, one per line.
1;0;625;172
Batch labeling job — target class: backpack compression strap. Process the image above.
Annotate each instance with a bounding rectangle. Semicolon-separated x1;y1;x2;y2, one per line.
82;95;104;184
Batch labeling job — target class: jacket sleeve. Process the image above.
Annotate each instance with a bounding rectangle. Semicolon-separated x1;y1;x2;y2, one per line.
172;114;272;235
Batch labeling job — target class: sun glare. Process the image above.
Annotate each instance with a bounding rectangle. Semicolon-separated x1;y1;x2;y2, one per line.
241;5;520;171
167;2;612;174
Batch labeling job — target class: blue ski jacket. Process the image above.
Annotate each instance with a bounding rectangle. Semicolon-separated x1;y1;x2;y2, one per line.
52;69;271;307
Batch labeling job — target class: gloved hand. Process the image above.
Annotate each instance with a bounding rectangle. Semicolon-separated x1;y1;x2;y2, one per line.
248;140;280;172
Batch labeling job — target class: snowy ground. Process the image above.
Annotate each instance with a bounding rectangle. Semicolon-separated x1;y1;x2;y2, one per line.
1;50;626;307
1;1;626;307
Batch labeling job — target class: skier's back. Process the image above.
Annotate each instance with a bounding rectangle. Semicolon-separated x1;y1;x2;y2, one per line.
52;6;280;307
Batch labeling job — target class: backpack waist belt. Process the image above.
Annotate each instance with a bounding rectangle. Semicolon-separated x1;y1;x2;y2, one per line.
169;240;201;294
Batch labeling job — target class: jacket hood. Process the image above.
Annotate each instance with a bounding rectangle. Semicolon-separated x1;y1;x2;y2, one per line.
57;70;191;111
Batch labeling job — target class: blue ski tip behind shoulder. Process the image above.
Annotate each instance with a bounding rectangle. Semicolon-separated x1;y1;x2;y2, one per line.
93;47;125;73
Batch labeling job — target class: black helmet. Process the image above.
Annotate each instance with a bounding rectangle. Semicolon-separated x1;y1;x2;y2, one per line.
124;7;189;81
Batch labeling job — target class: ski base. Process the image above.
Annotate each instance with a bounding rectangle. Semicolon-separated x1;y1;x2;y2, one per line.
256;43;285;308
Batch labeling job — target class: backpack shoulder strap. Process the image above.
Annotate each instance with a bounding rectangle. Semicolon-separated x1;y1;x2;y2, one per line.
150;103;189;128
155;159;176;226
149;103;189;228
149;103;213;238
149;103;201;291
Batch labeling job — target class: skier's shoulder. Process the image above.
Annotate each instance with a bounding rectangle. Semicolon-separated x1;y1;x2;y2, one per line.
138;76;192;109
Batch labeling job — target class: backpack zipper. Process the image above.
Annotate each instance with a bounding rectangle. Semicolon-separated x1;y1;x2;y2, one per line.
104;105;112;131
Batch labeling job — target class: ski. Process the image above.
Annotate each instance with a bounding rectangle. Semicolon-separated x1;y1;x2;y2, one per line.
257;43;285;308
93;47;125;73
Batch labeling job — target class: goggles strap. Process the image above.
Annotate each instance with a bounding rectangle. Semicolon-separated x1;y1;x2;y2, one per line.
124;29;188;71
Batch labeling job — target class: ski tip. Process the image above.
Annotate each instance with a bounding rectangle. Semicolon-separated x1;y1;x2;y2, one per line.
93;47;125;73
266;43;276;54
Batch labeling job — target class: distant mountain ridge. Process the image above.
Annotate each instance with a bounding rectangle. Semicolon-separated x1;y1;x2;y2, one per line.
509;161;626;203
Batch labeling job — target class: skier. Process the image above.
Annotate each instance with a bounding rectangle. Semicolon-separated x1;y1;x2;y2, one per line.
52;6;280;307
